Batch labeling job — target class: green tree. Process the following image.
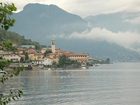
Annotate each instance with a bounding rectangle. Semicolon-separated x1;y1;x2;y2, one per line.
0;59;23;105
0;2;17;30
0;60;10;71
58;55;80;68
58;55;69;68
2;40;13;51
0;2;23;105
44;49;52;57
25;52;29;62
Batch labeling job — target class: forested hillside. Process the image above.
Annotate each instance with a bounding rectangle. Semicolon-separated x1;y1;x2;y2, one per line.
0;29;44;49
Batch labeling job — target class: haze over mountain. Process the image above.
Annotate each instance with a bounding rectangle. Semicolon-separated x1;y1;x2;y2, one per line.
85;12;140;33
11;3;140;61
12;3;88;39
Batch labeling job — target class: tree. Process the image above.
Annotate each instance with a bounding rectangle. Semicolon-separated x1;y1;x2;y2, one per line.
44;49;52;57
0;2;17;30
0;2;23;105
2;40;13;51
58;55;69;68
0;60;10;71
0;59;23;105
25;52;29;62
104;58;110;64
57;55;80;68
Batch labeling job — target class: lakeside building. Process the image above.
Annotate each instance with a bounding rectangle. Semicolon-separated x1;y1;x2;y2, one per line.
20;45;35;49
16;48;25;55
2;40;91;65
27;48;37;54
41;48;48;54
0;50;21;62
42;58;53;66
65;52;89;63
47;40;90;63
29;53;44;61
3;54;21;62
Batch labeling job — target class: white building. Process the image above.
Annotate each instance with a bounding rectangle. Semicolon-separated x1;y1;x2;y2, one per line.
42;58;53;66
3;54;21;62
20;45;35;49
41;48;47;54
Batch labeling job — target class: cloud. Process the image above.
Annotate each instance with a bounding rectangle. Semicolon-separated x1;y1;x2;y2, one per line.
2;0;140;17
68;27;140;51
125;16;140;25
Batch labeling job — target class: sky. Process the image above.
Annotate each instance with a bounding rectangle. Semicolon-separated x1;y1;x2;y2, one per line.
2;0;140;52
2;0;140;17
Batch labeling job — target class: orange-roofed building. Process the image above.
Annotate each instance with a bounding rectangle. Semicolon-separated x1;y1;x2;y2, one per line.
27;48;36;54
47;40;90;63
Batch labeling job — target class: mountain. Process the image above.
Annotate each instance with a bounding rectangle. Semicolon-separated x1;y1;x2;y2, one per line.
0;29;44;49
85;12;140;33
55;38;140;62
11;3;140;61
12;3;88;40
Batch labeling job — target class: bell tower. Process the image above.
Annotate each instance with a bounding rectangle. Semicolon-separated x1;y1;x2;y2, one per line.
51;39;56;53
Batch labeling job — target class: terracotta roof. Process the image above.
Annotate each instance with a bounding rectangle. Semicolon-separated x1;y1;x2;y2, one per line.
28;48;36;54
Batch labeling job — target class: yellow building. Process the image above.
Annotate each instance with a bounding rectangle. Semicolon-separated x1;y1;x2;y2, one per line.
28;53;44;61
47;40;89;63
67;53;89;63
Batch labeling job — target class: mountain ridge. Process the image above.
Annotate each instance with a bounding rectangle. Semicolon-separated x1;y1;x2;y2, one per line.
12;3;88;39
11;3;140;61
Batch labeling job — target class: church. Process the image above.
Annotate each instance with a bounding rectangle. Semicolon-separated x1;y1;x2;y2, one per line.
49;40;90;63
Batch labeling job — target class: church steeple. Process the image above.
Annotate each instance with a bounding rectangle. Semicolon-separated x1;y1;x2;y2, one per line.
51;39;56;53
51;39;55;45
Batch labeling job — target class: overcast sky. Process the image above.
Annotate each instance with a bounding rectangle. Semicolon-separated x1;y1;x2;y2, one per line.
2;0;140;17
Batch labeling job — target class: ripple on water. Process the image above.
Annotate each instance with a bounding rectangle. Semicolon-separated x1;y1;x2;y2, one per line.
9;63;140;105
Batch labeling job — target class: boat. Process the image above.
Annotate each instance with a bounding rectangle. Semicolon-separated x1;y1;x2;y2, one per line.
48;68;51;70
81;64;88;69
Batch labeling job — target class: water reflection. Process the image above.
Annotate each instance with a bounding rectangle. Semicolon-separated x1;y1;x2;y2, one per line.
8;63;140;105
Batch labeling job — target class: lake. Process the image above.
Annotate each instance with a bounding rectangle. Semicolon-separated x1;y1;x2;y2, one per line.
8;62;140;105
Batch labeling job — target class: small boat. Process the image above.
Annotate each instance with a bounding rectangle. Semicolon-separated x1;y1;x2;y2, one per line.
27;65;33;70
94;64;100;67
81;64;88;69
48;68;51;70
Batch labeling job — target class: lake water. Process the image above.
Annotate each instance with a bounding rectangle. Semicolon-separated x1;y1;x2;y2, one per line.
8;63;140;105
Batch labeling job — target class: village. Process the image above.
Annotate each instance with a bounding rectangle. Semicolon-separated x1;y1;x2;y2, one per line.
0;40;97;70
